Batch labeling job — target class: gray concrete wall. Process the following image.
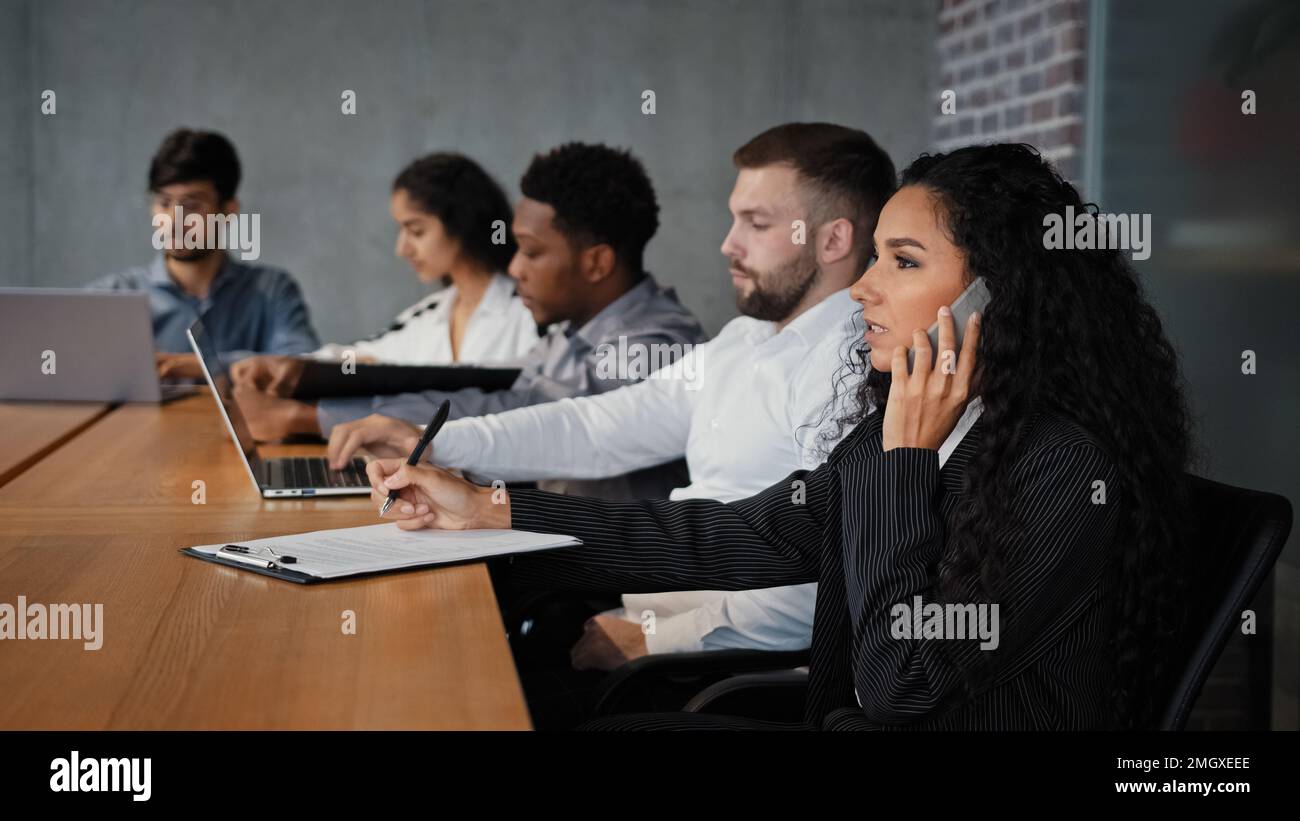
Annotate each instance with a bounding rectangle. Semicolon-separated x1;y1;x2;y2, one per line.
0;0;31;288
0;0;936;338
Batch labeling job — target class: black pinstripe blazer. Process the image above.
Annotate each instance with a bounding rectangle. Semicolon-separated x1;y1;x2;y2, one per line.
508;406;1124;730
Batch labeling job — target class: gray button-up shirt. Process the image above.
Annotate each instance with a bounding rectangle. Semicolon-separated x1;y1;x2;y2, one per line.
318;274;709;499
86;254;320;359
318;273;707;431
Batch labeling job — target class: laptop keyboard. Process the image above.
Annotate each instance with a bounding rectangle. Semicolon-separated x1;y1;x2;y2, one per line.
277;457;370;489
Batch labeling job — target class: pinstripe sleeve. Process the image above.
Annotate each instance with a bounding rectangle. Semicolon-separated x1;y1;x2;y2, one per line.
841;441;1120;725
506;463;835;593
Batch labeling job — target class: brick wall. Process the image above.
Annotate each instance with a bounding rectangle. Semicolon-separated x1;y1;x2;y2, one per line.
932;0;1089;182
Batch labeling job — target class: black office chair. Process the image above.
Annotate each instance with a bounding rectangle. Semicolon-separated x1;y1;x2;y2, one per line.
494;577;813;719
682;474;1293;728
589;648;810;719
1157;474;1291;729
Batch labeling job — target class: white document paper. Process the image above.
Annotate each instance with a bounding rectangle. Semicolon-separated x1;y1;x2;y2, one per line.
188;523;580;580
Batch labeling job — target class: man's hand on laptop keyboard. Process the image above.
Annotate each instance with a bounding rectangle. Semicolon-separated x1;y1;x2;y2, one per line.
329;414;423;469
156;352;205;382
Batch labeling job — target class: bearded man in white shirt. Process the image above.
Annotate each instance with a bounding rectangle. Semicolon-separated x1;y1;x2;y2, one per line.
327;123;896;709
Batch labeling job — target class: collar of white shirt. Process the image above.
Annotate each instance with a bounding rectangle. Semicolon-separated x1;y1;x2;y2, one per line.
434;271;515;318
739;287;859;348
938;396;983;468
477;271;518;315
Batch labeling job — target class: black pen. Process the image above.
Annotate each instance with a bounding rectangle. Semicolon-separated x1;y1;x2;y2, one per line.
379;399;451;517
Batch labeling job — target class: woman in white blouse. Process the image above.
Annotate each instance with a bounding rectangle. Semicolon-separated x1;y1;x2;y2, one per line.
231;153;538;388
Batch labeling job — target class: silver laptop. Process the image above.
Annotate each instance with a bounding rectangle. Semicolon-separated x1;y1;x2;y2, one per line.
187;317;371;497
0;288;199;402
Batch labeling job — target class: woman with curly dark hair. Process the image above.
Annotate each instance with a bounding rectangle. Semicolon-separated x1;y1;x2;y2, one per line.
364;143;1193;731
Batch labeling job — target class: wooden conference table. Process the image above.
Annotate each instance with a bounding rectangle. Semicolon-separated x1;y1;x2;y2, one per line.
0;394;531;729
0;401;111;489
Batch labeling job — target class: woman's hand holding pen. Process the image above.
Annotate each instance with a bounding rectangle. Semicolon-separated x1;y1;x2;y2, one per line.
882;304;980;452
367;459;509;531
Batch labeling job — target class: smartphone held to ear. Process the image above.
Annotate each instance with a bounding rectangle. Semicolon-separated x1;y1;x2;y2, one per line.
906;277;990;373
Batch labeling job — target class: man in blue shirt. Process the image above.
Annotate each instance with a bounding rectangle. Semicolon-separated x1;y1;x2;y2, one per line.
87;129;319;380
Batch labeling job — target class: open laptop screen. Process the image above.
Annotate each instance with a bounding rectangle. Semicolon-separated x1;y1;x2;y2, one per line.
186;318;264;480
0;288;162;402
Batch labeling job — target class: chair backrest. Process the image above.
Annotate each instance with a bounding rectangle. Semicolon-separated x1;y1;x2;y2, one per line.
1159;474;1292;730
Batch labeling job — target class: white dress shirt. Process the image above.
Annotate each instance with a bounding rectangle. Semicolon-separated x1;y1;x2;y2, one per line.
432;288;865;654
313;272;538;365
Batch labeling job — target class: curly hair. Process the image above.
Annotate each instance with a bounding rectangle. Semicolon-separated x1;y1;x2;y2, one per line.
393;152;517;272
827;143;1193;729
519;142;659;276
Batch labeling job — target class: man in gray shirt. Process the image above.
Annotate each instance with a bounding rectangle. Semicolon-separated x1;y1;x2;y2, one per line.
235;142;707;498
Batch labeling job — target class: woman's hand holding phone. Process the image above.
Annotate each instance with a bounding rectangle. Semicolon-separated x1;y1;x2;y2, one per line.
882;304;980;452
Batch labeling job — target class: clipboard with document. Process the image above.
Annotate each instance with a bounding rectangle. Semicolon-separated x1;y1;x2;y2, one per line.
180;522;581;584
